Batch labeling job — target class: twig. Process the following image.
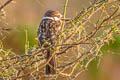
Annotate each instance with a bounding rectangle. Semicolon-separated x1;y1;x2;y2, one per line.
85;7;119;41
61;0;69;32
0;0;13;11
57;51;91;68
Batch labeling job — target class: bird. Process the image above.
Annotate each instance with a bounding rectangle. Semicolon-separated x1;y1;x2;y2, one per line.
37;10;63;75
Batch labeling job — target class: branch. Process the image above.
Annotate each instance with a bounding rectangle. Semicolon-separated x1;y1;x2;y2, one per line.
85;7;119;41
0;0;13;11
57;51;91;68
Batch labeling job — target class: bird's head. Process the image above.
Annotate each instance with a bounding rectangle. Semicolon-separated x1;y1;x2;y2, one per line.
43;10;62;21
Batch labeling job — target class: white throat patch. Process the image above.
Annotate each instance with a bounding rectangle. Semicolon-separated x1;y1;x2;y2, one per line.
43;17;60;21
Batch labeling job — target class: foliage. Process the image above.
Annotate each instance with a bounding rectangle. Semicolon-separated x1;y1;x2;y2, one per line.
0;0;120;80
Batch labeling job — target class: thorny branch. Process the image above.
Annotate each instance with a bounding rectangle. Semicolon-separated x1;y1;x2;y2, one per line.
0;0;13;32
0;0;120;79
0;0;13;11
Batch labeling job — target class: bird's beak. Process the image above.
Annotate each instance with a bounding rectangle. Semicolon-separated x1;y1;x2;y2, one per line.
61;18;71;21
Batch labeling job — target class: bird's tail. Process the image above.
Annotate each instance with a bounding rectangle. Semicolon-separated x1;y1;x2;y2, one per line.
46;49;56;75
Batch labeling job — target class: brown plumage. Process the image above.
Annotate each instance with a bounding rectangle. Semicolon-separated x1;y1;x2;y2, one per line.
37;10;62;75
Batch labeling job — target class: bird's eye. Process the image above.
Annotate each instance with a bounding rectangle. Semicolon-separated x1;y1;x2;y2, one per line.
57;14;62;18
